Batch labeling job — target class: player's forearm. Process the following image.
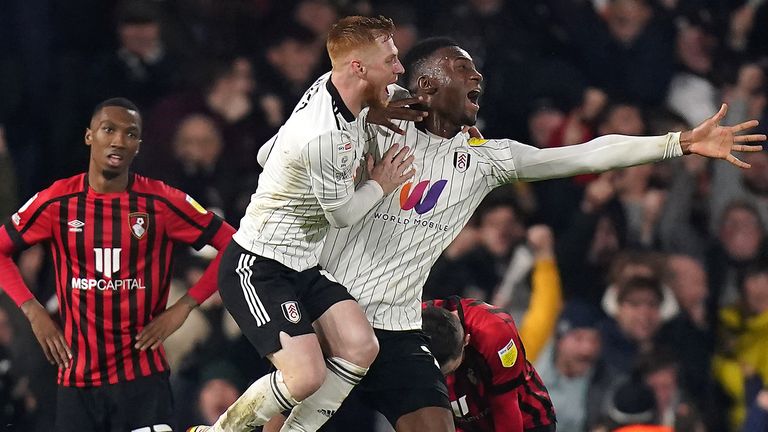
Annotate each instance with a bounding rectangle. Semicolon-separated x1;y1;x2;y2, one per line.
187;224;234;304
0;252;35;307
324;180;384;227
490;391;524;431
516;132;682;182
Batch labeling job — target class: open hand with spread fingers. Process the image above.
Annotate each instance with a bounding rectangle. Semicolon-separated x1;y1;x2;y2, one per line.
367;96;429;135
680;103;766;168
368;143;416;195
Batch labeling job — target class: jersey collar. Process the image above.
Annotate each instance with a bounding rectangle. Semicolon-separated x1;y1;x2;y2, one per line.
326;77;355;123
82;172;135;194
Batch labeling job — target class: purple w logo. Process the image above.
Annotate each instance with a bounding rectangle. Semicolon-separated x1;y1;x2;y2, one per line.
399;180;448;214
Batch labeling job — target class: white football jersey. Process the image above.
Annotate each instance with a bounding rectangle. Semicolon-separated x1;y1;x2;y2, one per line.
233;72;370;271
320;120;682;330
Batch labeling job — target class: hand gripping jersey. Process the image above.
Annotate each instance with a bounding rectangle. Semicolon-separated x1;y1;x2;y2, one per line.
425;297;556;432
320;117;682;330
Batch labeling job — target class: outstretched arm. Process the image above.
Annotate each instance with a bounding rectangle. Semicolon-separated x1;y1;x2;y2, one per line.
505;104;764;183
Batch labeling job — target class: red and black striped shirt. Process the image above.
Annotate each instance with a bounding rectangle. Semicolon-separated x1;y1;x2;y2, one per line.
0;173;228;387
426;297;556;432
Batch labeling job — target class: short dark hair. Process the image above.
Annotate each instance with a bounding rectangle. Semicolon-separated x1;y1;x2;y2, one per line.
617;276;663;305
422;305;464;368
91;98;142;128
401;37;459;92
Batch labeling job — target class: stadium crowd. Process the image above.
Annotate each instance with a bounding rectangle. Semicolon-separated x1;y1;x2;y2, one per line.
1;0;767;430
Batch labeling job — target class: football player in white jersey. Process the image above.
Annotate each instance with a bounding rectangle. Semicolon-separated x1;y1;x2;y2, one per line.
259;38;765;432
188;16;428;432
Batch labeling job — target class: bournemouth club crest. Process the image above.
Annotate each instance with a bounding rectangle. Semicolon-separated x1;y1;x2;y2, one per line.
129;212;149;240
453;150;471;173
281;301;301;324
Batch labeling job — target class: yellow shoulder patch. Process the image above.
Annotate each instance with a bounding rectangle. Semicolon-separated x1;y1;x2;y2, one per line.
468;138;488;147
185;194;208;214
497;338;518;368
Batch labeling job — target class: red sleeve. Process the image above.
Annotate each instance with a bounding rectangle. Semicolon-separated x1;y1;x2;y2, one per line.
160;185;224;250
471;315;526;389
186;223;235;304
0;227;35;306
6;191;54;250
490;387;524;431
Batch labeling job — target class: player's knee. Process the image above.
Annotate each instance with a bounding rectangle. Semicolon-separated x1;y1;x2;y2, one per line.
282;359;327;401
341;329;379;367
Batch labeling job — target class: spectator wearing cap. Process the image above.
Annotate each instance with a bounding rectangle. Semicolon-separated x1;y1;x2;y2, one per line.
599;276;665;375
536;300;617;432
595;379;673;432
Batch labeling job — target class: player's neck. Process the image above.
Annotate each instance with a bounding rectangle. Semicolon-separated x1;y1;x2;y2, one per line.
420;114;460;139
88;166;130;193
330;72;364;117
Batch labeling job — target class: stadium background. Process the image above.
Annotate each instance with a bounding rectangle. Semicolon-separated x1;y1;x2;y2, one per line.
0;0;767;430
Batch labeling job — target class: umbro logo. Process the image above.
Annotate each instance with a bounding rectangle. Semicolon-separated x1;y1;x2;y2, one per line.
68;219;85;233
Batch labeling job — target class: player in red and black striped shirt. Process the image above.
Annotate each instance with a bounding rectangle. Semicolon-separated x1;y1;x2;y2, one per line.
423;297;556;432
0;98;235;432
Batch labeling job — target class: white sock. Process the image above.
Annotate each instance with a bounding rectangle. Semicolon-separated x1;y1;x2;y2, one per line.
279;357;368;432
212;370;299;432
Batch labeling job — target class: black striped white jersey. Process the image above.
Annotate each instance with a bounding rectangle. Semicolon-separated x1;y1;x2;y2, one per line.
319;120;683;330
233;72;374;271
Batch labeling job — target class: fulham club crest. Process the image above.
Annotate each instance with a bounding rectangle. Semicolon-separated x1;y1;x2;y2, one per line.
281;301;301;324
453;150;471;173
129;212;149;239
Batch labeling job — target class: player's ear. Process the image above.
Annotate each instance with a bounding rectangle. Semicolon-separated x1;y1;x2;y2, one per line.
351;59;365;77
464;333;471;348
418;75;438;96
85;128;93;147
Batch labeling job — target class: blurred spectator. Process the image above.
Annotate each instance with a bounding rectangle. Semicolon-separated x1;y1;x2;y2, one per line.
601;251;679;324
635;349;706;430
423;219;479;300
139;55;270;201
258;24;324;126
191;362;243;428
666;12;720;128
0;126;18;220
374;2;420;58
593;378;672;432
713;263;768;431
292;0;339;52
0;306;36;431
598;276;665;375
707;201;768;326
536;300;615;432
88;0;179;111
457;196;528;302
550;0;675;105
494;225;563;361
556;172;627;305
657;255;715;412
743;379;768;432
166;114;239;223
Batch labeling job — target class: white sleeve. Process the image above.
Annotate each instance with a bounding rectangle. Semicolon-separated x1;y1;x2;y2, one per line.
257;133;278;168
475;132;683;184
303;130;384;228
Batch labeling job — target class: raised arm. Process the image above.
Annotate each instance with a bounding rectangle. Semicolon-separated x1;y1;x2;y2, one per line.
505;104;763;183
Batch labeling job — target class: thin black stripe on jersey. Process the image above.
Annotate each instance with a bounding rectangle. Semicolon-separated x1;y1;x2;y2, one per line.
5;173;221;387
